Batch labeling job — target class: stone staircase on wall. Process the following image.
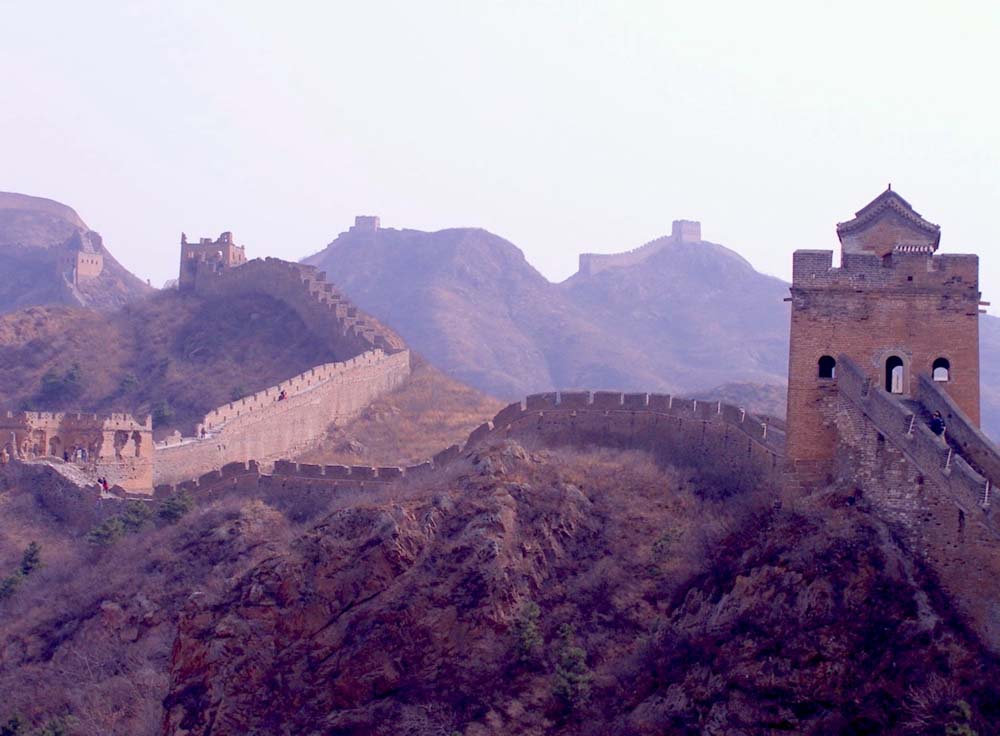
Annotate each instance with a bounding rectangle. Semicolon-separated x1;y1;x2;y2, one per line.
834;355;1000;649
836;357;996;511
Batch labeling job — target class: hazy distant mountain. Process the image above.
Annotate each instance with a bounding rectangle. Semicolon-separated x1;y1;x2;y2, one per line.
305;225;665;397
0;191;152;312
303;221;788;400
562;236;789;389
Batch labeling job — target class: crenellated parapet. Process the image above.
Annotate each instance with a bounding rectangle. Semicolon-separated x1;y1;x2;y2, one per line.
791;249;979;293
152;387;783;500
461;389;783;488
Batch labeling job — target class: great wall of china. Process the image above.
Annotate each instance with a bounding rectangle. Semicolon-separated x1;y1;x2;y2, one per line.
576;219;702;277
2;200;1000;649
153;349;410;485
0;230;411;492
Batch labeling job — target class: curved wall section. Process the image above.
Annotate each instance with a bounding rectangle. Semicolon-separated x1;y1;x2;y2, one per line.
467;390;783;488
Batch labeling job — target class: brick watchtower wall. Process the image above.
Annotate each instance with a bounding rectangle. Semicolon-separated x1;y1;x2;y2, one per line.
786;190;983;486
0;410;153;493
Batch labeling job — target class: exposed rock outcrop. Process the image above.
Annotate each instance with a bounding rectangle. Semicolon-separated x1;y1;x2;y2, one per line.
163;443;1000;735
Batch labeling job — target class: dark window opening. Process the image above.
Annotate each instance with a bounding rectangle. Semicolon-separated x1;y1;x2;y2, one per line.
932;357;950;382
818;355;836;379
885;356;904;393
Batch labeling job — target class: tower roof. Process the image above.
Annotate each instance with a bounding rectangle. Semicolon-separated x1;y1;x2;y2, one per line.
836;187;940;255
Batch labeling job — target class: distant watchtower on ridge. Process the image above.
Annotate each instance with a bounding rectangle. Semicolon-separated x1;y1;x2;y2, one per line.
786;187;984;484
178;231;247;291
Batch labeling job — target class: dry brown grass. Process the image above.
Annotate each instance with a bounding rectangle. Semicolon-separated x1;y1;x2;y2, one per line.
295;355;504;467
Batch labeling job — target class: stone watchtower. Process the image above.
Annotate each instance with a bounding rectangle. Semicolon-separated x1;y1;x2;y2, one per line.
786;188;983;484
178;231;247;291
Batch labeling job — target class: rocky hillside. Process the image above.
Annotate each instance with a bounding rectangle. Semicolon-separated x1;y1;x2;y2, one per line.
159;442;997;735
0;441;995;735
0;191;152;313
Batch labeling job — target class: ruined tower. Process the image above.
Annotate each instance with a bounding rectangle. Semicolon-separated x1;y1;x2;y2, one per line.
178;231;247;291
786;188;983;483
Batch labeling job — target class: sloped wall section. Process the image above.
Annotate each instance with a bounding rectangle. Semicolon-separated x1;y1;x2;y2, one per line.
831;356;1000;649
472;390;782;489
153;349;410;485
188;257;405;358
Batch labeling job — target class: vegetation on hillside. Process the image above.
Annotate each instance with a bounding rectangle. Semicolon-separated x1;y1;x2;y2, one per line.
0;291;339;434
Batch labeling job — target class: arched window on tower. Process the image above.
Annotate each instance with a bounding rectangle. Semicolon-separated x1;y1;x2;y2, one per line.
885;356;904;394
818;355;836;379
932;357;951;382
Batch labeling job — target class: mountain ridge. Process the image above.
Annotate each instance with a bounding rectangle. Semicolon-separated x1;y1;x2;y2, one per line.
0;191;152;313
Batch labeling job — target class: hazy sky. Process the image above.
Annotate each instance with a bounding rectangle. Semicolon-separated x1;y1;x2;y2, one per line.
4;1;999;305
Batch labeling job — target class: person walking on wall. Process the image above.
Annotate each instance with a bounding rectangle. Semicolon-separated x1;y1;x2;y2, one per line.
929;411;946;437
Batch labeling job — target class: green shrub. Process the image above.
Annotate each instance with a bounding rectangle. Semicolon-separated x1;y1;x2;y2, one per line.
0;574;22;602
158;490;194;524
515;600;542;665
85;516;126;546
38;364;83;405
0;543;43;603
34;718;73;736
117;372;139;394
945;700;977;736
18;542;41;576
0;716;24;736
151;400;174;428
552;624;591;710
121;501;154;533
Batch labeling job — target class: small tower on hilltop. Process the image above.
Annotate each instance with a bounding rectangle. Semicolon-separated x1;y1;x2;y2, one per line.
786;188;983;484
178;231;247;291
671;219;702;243
349;216;380;234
